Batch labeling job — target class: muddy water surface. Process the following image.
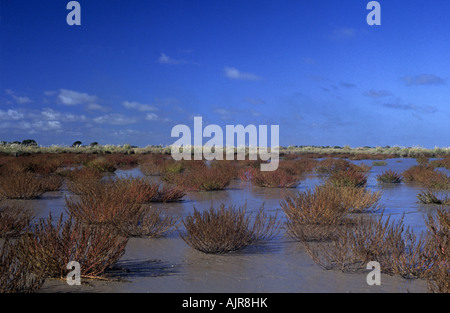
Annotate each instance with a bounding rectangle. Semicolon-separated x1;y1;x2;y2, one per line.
32;158;447;293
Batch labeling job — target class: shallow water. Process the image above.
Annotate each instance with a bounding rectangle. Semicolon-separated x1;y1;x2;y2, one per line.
24;158;449;293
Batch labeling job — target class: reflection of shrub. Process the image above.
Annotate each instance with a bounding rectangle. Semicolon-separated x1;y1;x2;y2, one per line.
376;170;403;184
180;204;279;254
17;214;128;280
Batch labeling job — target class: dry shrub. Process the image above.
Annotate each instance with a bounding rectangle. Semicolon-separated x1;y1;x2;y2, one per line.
180;204;279;254
0;239;45;293
117;205;179;238
282;184;381;242
338;186;382;213
139;154;173;176
282;185;345;227
282;185;346;241
417;190;450;205
431;157;450;170
115;176;185;203
83;157;117;173
0;200;34;238
16;213;128;280
65;179;145;227
162;166;233;191
104;154;139;168
40;174;64;192
403;165;450;189
0;155;62;175
66;178;180;237
65;167;103;195
327;168;368;188
250;168;300;188
425;208;450;293
376;169;403;184
0;170;47;199
302;212;432;278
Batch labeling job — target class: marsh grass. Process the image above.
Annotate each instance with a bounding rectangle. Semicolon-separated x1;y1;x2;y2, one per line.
180;204;280;254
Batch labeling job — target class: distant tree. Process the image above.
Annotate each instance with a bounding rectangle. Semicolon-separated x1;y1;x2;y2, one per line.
72;141;82;147
21;139;37;146
90;142;99;147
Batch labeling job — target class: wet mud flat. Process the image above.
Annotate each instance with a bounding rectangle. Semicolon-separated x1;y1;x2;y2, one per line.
33;158;440;293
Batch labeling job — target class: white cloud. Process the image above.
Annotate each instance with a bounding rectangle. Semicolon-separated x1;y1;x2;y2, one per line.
157;53;186;65
224;67;261;81
402;74;446;86
41;108;86;122
93;114;137;125
5;89;32;104
58;89;98;106
329;27;356;41
0;109;24;121
145;113;159;121
122;101;158;112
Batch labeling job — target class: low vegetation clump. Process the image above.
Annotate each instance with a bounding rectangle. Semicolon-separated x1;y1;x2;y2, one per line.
180;204;279;254
376;170;403;184
372;161;388;166
16;213;128;280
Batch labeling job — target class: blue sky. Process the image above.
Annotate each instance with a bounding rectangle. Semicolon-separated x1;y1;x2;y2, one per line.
1;0;449;148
